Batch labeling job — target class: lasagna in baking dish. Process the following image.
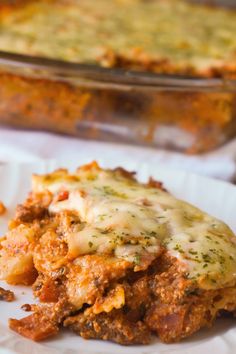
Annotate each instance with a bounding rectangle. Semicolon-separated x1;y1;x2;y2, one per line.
1;162;236;344
0;0;236;77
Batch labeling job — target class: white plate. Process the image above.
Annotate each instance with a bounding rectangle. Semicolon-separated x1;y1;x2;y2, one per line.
0;161;235;354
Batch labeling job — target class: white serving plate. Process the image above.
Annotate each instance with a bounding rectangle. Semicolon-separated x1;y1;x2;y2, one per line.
0;160;235;354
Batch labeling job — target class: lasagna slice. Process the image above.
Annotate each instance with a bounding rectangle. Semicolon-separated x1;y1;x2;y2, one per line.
1;162;236;345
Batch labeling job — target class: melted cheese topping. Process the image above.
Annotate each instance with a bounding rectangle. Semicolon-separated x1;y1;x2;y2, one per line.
1;0;236;71
33;163;236;289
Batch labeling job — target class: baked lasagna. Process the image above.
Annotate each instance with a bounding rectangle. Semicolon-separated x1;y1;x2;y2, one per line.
0;0;236;78
0;1;236;155
0;162;236;345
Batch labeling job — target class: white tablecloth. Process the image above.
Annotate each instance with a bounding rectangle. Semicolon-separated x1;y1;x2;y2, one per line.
0;127;235;182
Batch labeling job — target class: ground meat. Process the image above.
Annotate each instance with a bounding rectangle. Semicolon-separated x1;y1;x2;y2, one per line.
64;309;151;345
63;253;236;344
145;302;209;343
8;251;236;344
0;286;14;301
15;204;48;222
143;255;236;343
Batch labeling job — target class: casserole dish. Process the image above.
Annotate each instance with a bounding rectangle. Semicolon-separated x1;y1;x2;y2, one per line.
0;0;236;153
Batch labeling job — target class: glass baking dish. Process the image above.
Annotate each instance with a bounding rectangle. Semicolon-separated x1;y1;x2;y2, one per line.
0;50;236;154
